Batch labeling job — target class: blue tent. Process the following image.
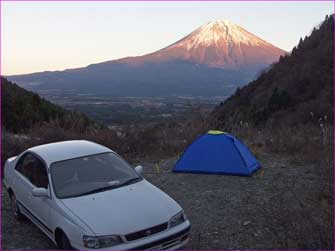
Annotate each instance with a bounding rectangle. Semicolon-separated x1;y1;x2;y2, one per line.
173;131;260;176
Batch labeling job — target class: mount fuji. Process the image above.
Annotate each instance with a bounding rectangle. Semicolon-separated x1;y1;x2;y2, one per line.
8;19;286;97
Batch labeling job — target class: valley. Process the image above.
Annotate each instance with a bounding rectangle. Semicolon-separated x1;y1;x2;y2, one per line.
7;19;285;127
37;89;228;127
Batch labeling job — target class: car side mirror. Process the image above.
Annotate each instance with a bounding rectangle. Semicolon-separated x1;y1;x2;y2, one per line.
32;188;49;198
134;165;143;175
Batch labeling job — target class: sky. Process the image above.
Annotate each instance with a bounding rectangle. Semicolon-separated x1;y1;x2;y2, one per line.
1;1;334;75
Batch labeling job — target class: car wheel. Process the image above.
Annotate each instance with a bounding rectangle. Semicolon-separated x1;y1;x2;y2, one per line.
10;193;25;221
58;232;73;250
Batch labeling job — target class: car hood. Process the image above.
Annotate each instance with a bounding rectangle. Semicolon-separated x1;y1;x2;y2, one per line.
61;179;181;236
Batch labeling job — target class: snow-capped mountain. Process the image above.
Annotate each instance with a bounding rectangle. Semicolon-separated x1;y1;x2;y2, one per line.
8;19;286;97
120;19;285;69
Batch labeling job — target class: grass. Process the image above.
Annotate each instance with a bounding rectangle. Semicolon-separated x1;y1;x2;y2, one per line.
2;109;333;174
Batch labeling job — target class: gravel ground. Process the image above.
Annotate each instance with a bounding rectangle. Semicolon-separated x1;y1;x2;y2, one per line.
1;152;333;250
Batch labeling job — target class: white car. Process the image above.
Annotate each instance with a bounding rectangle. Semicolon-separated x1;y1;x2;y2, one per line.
3;140;190;250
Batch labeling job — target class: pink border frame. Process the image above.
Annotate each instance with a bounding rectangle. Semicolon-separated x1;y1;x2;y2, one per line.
0;1;334;251
0;0;333;1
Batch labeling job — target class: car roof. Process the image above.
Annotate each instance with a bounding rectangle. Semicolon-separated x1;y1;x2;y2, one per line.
27;140;113;166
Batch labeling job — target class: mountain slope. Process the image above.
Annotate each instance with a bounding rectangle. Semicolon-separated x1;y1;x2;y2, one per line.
119;20;285;69
1;77;93;133
8;19;285;97
212;15;334;127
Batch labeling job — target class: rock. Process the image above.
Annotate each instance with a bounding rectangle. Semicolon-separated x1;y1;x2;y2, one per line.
243;221;251;226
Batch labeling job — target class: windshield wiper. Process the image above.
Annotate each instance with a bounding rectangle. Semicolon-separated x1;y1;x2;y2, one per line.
71;178;142;197
118;177;142;188
74;183;121;197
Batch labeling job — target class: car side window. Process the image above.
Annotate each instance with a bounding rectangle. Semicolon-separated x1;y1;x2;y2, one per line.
15;153;49;188
15;153;35;183
33;158;49;189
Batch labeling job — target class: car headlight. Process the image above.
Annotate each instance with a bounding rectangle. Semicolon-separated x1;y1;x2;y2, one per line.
83;235;123;249
169;211;186;228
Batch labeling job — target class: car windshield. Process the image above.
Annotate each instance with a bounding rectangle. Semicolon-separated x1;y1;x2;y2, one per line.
50;152;142;199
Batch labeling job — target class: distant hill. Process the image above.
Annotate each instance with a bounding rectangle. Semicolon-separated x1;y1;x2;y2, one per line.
7;19;285;97
1;77;93;133
212;15;334;128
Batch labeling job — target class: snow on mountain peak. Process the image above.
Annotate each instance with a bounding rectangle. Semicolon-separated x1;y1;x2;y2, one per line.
173;19;268;50
126;18;286;69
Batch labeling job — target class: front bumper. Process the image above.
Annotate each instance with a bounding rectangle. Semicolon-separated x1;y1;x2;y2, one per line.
72;220;190;250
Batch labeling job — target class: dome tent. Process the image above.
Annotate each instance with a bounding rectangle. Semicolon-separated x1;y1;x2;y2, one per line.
173;131;260;176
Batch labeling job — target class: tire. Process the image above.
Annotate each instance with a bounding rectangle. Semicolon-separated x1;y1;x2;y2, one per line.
57;232;73;250
10;193;25;221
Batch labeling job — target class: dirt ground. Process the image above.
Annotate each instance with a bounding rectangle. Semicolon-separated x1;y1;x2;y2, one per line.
1;152;333;250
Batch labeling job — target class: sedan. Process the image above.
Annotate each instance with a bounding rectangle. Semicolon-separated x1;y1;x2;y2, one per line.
3;140;190;250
